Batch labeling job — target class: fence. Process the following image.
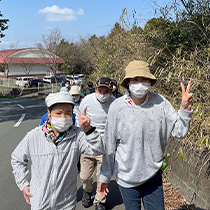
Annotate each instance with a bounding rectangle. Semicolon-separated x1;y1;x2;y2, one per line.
0;78;63;96
0;78;16;87
37;83;62;95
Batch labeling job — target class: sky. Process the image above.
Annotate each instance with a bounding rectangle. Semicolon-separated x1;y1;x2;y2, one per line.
0;0;169;50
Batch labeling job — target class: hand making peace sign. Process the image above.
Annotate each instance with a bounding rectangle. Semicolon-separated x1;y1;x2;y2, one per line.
181;81;193;111
76;106;91;133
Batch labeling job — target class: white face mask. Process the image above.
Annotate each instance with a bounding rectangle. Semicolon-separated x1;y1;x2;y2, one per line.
112;86;117;91
51;116;73;132
73;95;80;103
65;84;70;88
129;82;151;98
95;93;110;103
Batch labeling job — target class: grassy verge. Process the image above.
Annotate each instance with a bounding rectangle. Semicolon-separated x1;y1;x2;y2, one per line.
0;94;16;98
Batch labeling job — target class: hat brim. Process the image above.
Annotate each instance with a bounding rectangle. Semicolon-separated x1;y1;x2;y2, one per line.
71;92;83;96
121;70;157;89
96;84;112;89
47;100;75;108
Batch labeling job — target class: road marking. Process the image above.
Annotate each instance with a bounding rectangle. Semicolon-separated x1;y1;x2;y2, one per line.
17;104;24;109
14;114;25;127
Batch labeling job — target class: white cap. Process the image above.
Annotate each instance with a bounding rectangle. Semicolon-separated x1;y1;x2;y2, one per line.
45;92;75;107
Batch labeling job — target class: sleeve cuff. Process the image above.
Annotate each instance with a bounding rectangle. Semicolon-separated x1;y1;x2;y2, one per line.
99;174;111;183
179;107;193;118
85;126;96;135
19;182;30;191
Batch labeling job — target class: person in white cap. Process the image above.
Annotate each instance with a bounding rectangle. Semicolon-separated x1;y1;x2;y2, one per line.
11;92;104;210
98;60;193;210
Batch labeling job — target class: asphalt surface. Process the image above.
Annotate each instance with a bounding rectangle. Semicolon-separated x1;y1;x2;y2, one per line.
0;96;124;210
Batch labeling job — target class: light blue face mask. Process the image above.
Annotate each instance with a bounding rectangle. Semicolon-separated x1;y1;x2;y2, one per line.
95;93;110;103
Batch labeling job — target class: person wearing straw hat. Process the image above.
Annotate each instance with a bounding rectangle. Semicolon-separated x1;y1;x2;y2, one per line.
98;60;193;210
70;85;84;117
11;92;104;210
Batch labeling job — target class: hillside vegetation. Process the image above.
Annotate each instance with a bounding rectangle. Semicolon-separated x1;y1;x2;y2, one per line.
50;0;210;148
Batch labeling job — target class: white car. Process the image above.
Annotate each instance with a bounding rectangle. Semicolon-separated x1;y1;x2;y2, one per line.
43;76;63;84
15;77;21;86
66;74;84;85
43;76;53;84
16;77;35;87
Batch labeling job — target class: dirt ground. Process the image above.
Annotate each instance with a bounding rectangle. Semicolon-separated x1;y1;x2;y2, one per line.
163;178;193;210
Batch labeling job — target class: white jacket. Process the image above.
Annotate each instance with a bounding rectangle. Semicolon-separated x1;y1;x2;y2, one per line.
11;125;104;210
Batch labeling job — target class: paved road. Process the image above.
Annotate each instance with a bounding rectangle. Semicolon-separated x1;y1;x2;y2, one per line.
0;97;124;210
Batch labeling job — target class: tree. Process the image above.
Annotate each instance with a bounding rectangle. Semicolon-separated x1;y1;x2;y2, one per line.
21;62;33;76
0;0;9;41
58;38;94;77
152;0;210;50
36;28;64;91
0;49;14;78
85;16;150;83
178;0;210;48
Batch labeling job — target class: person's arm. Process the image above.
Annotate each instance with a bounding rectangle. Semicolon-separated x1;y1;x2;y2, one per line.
77;106;104;156
11;133;30;191
180;81;193;111
166;81;193;138
75;98;85;127
72;113;76;125
11;132;33;204
99;106;117;196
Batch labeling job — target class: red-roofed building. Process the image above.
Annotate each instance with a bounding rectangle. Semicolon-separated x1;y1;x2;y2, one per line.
0;48;65;78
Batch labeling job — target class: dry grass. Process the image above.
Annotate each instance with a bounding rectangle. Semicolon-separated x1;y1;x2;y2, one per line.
152;49;210;149
163;178;192;210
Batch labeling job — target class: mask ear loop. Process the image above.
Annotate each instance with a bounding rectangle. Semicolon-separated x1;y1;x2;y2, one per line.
47;107;52;118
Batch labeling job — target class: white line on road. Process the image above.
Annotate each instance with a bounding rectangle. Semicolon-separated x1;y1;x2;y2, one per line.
17;104;24;109
14;114;26;127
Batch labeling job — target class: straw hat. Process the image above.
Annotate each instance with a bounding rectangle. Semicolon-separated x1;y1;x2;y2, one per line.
70;85;82;95
121;60;157;89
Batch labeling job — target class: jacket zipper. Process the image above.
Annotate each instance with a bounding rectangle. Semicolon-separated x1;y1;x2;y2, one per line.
51;145;59;210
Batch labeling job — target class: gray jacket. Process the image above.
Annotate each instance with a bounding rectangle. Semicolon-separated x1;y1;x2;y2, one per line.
11;125;103;210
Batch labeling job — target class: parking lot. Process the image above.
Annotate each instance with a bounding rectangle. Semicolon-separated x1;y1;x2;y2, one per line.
0;74;85;96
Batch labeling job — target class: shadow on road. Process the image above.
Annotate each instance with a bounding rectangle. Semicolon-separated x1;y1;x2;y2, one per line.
0;97;46;123
77;180;123;210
